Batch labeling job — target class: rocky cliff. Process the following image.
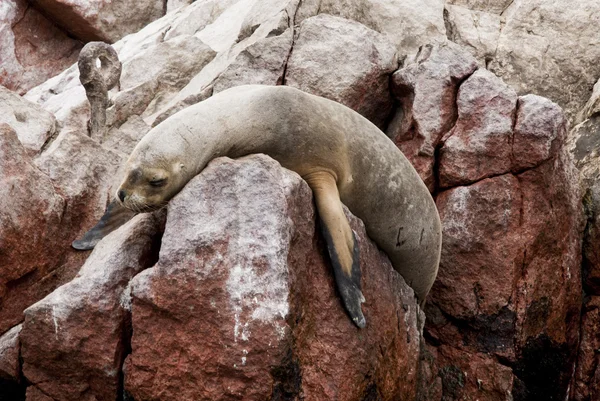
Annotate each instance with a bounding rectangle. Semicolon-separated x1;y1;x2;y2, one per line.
0;0;598;400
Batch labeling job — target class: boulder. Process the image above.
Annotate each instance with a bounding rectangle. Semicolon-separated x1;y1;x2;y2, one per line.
446;0;513;14
285;14;398;128
578;77;600;123
388;42;478;191
0;324;21;381
487;0;600;121
443;4;502;66
0;124;65;334
20;212;164;401
28;0;165;43
0;85;57;156
124;155;423;401
297;0;447;57
426;86;583;400
0;0;81;95
439;69;517;188
0;325;25;401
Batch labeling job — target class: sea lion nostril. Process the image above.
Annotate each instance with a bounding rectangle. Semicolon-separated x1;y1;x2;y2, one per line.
118;190;126;202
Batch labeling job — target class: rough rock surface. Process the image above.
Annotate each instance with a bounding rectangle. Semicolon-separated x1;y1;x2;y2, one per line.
568;88;600;400
285;14;397;128
388;42;478;191
0;85;57;156
439;69;517;188
0;0;82;95
0;124;65;335
29;0;165;43
297;0;447;57
424;91;583;400
573;297;600;401
480;0;600;121
20;212;164;401
443;4;502;66
125;155;423;401
0;324;21;381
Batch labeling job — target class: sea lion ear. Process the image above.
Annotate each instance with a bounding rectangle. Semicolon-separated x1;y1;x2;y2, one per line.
71;199;136;250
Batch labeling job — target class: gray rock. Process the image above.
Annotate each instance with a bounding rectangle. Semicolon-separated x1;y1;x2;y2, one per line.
297;0;447;57
286;14;398;128
443;4;502;66
488;0;600;121
0;325;21;381
0;85;57;156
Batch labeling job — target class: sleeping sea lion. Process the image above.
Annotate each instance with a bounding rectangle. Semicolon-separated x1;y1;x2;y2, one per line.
73;85;442;328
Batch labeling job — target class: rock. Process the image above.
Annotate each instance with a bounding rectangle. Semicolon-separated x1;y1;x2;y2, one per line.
0;0;82;95
0;86;57;156
434;175;522;324
443;4;502;66
25;386;53;401
435;345;514;400
513;94;566;172
429;96;583;401
28;0;165;43
167;0;192;14
20;212;164;401
567;113;600;295
297;0;447;57
0;124;65;334
120;35;216;92
388;42;478;191
487;0;600;121
578;77;600;123
285;14;398;128
439;69;517;188
212;28;292;93
124;155;423;401
0;324;21;381
446;0;513;14
572;297;600;401
34;130;124;240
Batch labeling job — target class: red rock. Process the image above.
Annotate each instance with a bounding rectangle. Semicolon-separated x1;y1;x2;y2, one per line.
285;14;398;128
0;324;21;381
20;212;164;401
439;69;518;188
0;124;65;334
0;0;82;95
29;0;165;43
388;42;478;191
428;79;582;400
433;175;522;327
25;386;53;401
572;297;600;401
125;155;422;401
435;345;514;401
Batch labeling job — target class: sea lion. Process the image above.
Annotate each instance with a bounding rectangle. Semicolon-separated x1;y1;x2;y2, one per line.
74;85;442;328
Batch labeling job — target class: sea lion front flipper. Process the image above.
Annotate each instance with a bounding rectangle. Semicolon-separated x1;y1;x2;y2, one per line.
72;199;136;250
304;171;366;328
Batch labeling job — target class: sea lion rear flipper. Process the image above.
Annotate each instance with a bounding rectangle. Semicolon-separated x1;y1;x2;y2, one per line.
304;171;366;329
72;199;136;250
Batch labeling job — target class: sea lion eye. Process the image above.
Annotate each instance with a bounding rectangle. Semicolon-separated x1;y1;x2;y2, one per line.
149;178;167;187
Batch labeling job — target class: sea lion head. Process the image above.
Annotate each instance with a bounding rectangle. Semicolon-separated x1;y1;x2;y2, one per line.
116;151;189;213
